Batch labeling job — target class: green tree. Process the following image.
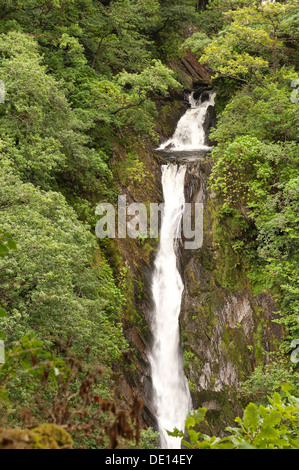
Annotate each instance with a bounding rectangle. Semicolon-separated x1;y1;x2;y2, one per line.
0;229;17;325
0;156;128;375
169;384;299;449
184;0;298;81
208;77;299;347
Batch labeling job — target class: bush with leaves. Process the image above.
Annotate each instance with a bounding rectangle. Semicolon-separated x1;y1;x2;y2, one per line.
206;73;299;356
169;384;299;449
0;333;64;406
0;156;128;403
186;1;299;81
0;229;17;322
239;354;299;405
0;335;157;449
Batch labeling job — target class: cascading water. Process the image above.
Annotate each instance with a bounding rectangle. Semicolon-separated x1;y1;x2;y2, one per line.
158;91;215;151
148;164;191;449
149;90;215;449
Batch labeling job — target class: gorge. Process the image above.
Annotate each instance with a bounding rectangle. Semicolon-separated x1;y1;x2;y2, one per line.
148;92;216;448
0;0;297;451
124;82;285;445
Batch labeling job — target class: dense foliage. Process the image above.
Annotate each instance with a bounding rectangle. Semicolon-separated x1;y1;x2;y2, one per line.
0;0;195;448
170;383;299;449
184;0;298;399
0;0;298;449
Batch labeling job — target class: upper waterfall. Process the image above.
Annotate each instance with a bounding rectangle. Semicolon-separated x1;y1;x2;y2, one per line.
158;91;216;152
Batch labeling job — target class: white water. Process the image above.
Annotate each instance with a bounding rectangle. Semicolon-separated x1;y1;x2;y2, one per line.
148;164;192;449
158;92;216;151
149;91;215;449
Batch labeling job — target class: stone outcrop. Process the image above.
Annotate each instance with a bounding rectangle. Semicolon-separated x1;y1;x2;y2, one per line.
203;105;216;146
177;160;284;434
112;58;283;437
169;51;212;91
0;424;73;449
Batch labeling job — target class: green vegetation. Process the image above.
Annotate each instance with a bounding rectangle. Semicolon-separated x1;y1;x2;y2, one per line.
0;0;298;449
169;383;299;449
183;0;298;401
0;0;195;448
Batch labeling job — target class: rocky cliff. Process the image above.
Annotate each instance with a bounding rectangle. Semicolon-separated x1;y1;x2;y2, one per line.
178;160;284;434
112;55;284;437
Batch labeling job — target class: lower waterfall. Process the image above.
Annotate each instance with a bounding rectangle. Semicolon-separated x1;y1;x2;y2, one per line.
148;164;192;449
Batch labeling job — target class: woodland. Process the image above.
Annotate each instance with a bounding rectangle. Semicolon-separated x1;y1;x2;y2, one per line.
0;0;298;450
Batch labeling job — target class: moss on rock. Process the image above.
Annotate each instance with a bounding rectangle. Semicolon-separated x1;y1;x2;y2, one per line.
0;424;73;449
179;161;284;436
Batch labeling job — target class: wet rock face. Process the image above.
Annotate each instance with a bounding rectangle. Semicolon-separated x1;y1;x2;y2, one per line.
178;162;284;433
118;78;283;435
113;66;217;432
178;51;212;88
203;105;217;146
155;99;188;145
200;91;210;103
110;143;163;429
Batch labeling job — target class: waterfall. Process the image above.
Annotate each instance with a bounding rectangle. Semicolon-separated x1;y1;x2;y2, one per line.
158;91;215;151
149;90;215;449
148;164;192;449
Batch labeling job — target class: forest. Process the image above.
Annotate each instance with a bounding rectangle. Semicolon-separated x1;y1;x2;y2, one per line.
0;0;298;451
